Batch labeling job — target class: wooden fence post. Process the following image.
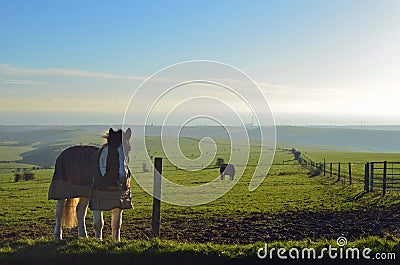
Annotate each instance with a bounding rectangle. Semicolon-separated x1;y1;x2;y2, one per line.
364;163;369;192
338;162;341;182
370;163;374;192
383;161;387;196
348;163;352;185
323;160;326;176
330;162;332;178
152;157;162;238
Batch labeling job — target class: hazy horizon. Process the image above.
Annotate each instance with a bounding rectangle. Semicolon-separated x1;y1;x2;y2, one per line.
1;111;400;127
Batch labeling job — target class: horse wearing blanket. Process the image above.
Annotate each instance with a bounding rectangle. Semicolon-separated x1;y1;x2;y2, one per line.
220;163;235;180
48;128;133;241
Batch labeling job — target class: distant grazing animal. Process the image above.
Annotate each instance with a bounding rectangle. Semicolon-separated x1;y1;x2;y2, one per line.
48;128;133;241
220;163;235;180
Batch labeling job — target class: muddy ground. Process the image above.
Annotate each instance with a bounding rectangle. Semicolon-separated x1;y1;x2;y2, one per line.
2;206;399;244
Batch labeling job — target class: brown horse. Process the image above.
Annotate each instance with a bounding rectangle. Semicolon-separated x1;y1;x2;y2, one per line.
48;128;132;241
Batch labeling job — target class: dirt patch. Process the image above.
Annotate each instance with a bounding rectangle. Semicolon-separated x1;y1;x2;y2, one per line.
2;206;399;244
99;208;394;242
146;206;400;244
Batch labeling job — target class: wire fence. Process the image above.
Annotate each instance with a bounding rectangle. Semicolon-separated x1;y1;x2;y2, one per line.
291;148;400;195
367;161;400;194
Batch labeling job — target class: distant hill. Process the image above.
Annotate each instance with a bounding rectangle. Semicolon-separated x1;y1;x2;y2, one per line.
0;127;99;146
2;125;400;168
0;126;105;167
19;145;69;167
128;125;400;152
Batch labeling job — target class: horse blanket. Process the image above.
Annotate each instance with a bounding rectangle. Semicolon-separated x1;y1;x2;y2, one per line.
48;145;132;211
220;163;235;180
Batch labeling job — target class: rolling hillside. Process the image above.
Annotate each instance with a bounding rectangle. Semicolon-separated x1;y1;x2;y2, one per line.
1;125;400;168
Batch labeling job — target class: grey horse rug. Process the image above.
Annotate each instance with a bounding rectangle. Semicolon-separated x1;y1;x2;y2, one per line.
48;146;132;211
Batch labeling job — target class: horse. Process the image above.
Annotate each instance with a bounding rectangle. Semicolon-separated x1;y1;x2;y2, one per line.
48;128;133;241
220;163;235;180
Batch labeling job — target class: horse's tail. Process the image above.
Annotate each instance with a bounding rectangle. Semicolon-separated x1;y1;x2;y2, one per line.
61;198;79;228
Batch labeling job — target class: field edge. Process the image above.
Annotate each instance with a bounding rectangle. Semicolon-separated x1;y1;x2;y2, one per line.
1;236;399;265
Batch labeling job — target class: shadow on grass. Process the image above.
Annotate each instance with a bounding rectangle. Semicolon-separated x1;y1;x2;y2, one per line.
307;169;322;178
0;239;255;265
3;252;237;265
1;238;398;265
345;191;400;206
344;191;368;202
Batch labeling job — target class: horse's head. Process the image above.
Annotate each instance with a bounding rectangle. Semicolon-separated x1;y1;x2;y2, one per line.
105;128;132;183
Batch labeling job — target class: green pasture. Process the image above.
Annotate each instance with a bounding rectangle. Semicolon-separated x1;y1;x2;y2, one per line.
0;149;349;226
0;147;398;235
0;162;38;175
0;132;400;263
298;148;400;185
300;148;400;163
0;146;34;161
0;137;399;228
1;237;399;264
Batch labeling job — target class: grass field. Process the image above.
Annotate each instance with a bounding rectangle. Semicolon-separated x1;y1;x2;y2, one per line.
0;162;38;175
1;147;400;263
297;148;400;189
2;237;399;265
1;128;400;264
0;146;34;161
300;148;400;163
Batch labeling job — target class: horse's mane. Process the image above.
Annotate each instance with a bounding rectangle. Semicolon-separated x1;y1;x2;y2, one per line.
101;131;109;147
101;129;130;151
102;129;123;140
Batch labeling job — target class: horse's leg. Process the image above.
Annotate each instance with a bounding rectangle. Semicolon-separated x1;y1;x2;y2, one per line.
111;208;123;241
54;199;66;240
76;197;89;237
93;210;104;239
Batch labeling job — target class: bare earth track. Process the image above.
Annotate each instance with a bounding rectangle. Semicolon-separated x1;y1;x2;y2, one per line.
2;206;399;244
132;206;400;244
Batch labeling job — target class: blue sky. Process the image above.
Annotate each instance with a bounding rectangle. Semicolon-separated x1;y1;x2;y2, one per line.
1;0;400;125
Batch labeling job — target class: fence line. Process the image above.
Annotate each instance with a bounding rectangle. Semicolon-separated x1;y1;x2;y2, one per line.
291;148;400;195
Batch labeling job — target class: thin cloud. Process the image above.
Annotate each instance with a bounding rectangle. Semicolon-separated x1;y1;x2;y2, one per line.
255;81;290;89
0;64;293;89
0;98;128;112
0;64;145;81
0;77;38;85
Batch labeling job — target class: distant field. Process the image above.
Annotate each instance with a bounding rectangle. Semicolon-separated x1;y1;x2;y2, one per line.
0;140;19;145
300;148;400;163
296;148;400;185
0;146;34;161
0;162;38;175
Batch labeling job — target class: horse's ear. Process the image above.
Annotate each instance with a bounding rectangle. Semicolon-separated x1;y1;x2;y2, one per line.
125;128;132;140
